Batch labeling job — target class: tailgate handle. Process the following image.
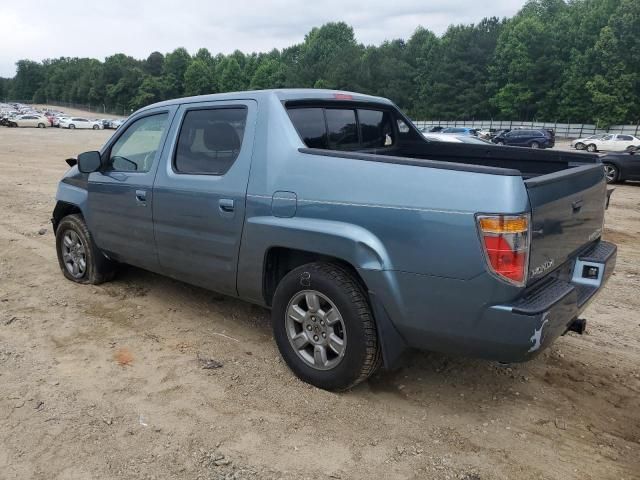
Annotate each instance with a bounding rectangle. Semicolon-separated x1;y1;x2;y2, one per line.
571;200;584;212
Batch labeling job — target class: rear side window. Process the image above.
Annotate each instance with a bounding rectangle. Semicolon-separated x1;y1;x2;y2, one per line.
618;135;633;141
174;107;247;175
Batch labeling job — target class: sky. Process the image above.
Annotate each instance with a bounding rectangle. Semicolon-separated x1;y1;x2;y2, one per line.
0;0;526;77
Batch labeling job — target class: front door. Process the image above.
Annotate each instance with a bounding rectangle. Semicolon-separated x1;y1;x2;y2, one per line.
86;108;175;271
153;100;257;296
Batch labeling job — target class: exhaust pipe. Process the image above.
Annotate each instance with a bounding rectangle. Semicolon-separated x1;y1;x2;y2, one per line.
568;318;587;335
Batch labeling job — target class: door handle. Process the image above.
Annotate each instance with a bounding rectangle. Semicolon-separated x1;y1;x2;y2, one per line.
135;190;147;204
219;198;235;214
572;199;583;212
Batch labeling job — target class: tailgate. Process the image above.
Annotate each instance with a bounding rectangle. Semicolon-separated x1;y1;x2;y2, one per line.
525;164;606;284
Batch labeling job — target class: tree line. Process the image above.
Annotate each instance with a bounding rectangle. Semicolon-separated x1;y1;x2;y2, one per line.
1;0;638;126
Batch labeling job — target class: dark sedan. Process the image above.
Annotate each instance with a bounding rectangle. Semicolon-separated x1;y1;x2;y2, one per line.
492;129;555;149
600;146;640;183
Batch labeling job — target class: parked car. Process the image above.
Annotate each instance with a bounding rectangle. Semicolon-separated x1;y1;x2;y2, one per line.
53;89;616;391
59;117;102;130
599;146;640;183
422;133;492;144
440;127;477;136
492;129;554;149
8;114;49;128
581;134;640;153
571;134;608;150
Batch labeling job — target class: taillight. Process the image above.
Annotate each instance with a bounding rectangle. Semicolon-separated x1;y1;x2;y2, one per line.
477;214;530;286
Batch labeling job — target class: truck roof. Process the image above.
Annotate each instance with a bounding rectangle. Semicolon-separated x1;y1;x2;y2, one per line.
138;89;393;113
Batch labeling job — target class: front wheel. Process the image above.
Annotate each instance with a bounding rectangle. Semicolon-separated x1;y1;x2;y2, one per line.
531;141;540;149
55;214;116;284
92;124;99;130
496;141;505;146
69;124;75;129
38;122;45;128
603;163;619;184
271;263;381;391
586;143;597;152
574;142;585;150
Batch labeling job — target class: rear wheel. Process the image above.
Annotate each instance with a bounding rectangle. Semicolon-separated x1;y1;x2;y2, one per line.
69;124;75;129
531;141;540;149
37;122;45;128
575;142;585;150
603;163;619;184
496;140;505;146
586;143;597;152
92;124;99;130
271;262;381;391
55;214;116;284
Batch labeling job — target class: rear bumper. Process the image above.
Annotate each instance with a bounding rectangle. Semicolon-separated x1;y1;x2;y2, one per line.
362;240;616;366
479;240;616;362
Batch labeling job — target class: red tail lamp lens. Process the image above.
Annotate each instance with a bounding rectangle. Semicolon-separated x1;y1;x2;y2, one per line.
477;215;530;286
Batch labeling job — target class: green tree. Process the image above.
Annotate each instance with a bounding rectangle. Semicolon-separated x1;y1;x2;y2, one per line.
184;59;215;96
163;48;191;96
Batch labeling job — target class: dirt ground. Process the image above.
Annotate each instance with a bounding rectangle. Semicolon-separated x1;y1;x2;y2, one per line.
1;124;639;480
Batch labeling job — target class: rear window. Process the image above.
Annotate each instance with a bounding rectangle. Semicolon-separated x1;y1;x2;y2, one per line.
287;106;396;151
286;108;327;149
325;109;359;150
359;109;393;148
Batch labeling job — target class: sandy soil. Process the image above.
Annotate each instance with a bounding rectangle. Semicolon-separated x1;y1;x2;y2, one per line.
0;124;639;480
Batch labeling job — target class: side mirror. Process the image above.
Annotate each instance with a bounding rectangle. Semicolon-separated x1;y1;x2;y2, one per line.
77;151;102;173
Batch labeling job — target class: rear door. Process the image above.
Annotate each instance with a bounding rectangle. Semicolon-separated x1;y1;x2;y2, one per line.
525;165;606;284
152;99;257;296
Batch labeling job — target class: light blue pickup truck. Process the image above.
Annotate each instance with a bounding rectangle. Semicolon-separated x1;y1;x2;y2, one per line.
53;89;616;390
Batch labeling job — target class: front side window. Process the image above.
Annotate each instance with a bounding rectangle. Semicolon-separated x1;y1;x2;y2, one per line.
108;113;169;172
174;107;247;175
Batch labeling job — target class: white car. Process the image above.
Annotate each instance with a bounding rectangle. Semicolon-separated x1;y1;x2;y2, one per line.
8;114;49;128
109;118;126;129
59;117;103;130
571;134;608;150
580;134;640;152
422;132;492;145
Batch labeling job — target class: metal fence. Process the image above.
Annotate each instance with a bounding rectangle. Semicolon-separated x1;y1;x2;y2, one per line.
411;120;640;139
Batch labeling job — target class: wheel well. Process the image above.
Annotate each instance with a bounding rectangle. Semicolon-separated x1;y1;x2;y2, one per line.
263;247;367;306
52;202;82;232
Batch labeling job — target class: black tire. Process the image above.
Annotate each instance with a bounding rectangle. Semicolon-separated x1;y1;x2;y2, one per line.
586;143;597;152
69;124;75;129
271;262;381;391
575;142;585;150
38;122;45;128
496;140;505;146
92;124;99;130
602;163;619;184
531;141;540;149
55;214;116;284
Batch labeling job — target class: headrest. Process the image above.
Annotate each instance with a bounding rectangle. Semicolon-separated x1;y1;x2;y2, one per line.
202;121;240;151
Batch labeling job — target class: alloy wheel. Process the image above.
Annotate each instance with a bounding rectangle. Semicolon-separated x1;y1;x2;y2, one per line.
285;290;347;371
61;230;87;278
